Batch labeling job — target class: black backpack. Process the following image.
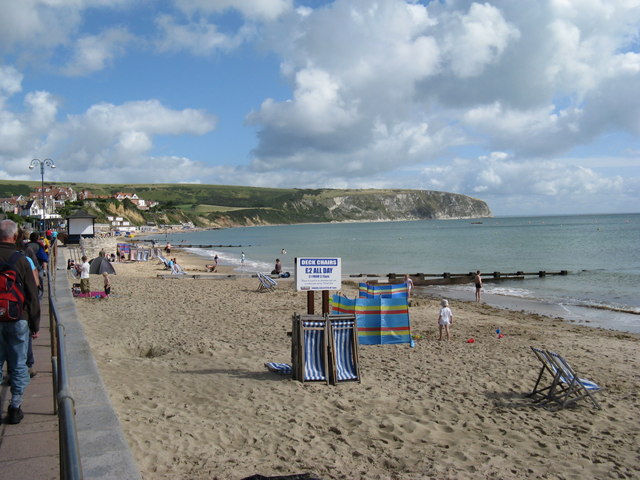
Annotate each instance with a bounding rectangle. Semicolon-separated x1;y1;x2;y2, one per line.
0;252;26;322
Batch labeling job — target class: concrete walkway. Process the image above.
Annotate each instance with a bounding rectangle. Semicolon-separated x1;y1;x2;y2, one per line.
0;288;59;479
0;248;142;479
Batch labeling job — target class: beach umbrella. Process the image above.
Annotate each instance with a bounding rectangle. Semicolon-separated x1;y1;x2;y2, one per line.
89;256;116;275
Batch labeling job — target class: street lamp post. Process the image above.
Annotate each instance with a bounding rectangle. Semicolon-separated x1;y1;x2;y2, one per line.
29;158;56;232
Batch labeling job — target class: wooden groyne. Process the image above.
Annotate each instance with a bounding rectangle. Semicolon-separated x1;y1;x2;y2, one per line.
133;240;246;248
351;270;568;286
173;244;246;248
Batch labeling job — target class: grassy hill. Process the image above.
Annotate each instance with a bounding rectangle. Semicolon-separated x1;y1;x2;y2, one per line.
0;180;492;228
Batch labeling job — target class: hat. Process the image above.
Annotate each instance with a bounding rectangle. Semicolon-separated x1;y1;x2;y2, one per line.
441;299;449;307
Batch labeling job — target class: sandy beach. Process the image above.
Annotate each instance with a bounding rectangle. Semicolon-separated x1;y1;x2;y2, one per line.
70;238;640;480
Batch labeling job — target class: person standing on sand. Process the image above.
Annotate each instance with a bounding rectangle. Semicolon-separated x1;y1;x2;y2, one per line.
404;274;414;299
103;272;111;298
79;256;91;294
474;270;482;302
438;299;453;341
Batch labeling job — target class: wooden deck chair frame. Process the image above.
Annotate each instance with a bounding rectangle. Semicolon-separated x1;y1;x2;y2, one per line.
328;314;361;385
545;351;601;410
529;346;570;403
291;314;329;385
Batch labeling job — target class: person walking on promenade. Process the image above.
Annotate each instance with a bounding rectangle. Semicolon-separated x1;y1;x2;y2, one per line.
0;219;41;424
437;299;453;341
16;229;40;378
474;270;482;302
25;232;48;298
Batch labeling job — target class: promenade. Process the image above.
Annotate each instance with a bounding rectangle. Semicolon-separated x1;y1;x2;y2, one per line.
0;248;142;479
0;287;59;479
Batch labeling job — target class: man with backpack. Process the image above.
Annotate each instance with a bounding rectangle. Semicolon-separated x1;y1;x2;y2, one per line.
0;220;41;425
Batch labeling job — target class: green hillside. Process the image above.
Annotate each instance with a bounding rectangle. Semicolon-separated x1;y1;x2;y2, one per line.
0;180;492;228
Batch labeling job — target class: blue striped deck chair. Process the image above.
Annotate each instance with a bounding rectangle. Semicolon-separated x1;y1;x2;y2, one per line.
264;362;292;376
157;255;171;269
331;295;413;346
256;272;277;292
291;315;329;384
329;315;360;384
545;350;601;410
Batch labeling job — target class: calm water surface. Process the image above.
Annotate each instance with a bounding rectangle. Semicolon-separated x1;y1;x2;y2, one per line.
148;214;640;332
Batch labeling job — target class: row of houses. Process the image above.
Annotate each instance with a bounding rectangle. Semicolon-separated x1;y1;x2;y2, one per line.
0;186;159;221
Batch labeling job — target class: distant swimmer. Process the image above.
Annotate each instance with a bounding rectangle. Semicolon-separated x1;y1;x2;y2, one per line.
281;248;287;254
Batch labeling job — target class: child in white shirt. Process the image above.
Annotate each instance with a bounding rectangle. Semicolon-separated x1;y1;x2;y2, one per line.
438;299;453;340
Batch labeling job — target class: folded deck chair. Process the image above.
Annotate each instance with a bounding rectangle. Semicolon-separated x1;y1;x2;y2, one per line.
257;272;277;292
329;316;360;384
291;315;329;384
264;362;292;376
545;350;601;410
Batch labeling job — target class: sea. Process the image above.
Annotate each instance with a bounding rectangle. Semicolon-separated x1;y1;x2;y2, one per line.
146;213;640;334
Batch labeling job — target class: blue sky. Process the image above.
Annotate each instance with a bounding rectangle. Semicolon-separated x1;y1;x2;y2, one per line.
1;0;639;216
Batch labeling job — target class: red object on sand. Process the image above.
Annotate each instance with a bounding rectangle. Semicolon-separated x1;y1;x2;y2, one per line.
466;338;475;343
498;333;505;339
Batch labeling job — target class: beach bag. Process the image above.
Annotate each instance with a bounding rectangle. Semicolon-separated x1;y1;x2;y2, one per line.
0;252;26;322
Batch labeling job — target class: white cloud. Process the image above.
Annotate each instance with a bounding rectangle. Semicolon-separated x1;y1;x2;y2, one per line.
49;100;218;169
155;14;249;55
62;27;133;76
417;153;628;215
0;0;130;64
248;68;358;137
0;82;58;157
0;65;23;104
443;2;520;78
0;83;218;183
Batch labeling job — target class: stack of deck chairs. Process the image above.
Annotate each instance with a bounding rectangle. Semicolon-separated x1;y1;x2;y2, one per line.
290;313;361;385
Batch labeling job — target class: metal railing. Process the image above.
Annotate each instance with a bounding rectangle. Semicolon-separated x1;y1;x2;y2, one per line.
47;243;83;479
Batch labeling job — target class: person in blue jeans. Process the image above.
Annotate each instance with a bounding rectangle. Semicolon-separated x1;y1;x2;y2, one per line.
0;220;41;425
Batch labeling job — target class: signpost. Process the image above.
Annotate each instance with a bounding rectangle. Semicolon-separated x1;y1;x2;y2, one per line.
295;257;342;315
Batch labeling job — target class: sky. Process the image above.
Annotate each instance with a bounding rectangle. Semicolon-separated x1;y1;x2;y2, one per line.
1;0;639;216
